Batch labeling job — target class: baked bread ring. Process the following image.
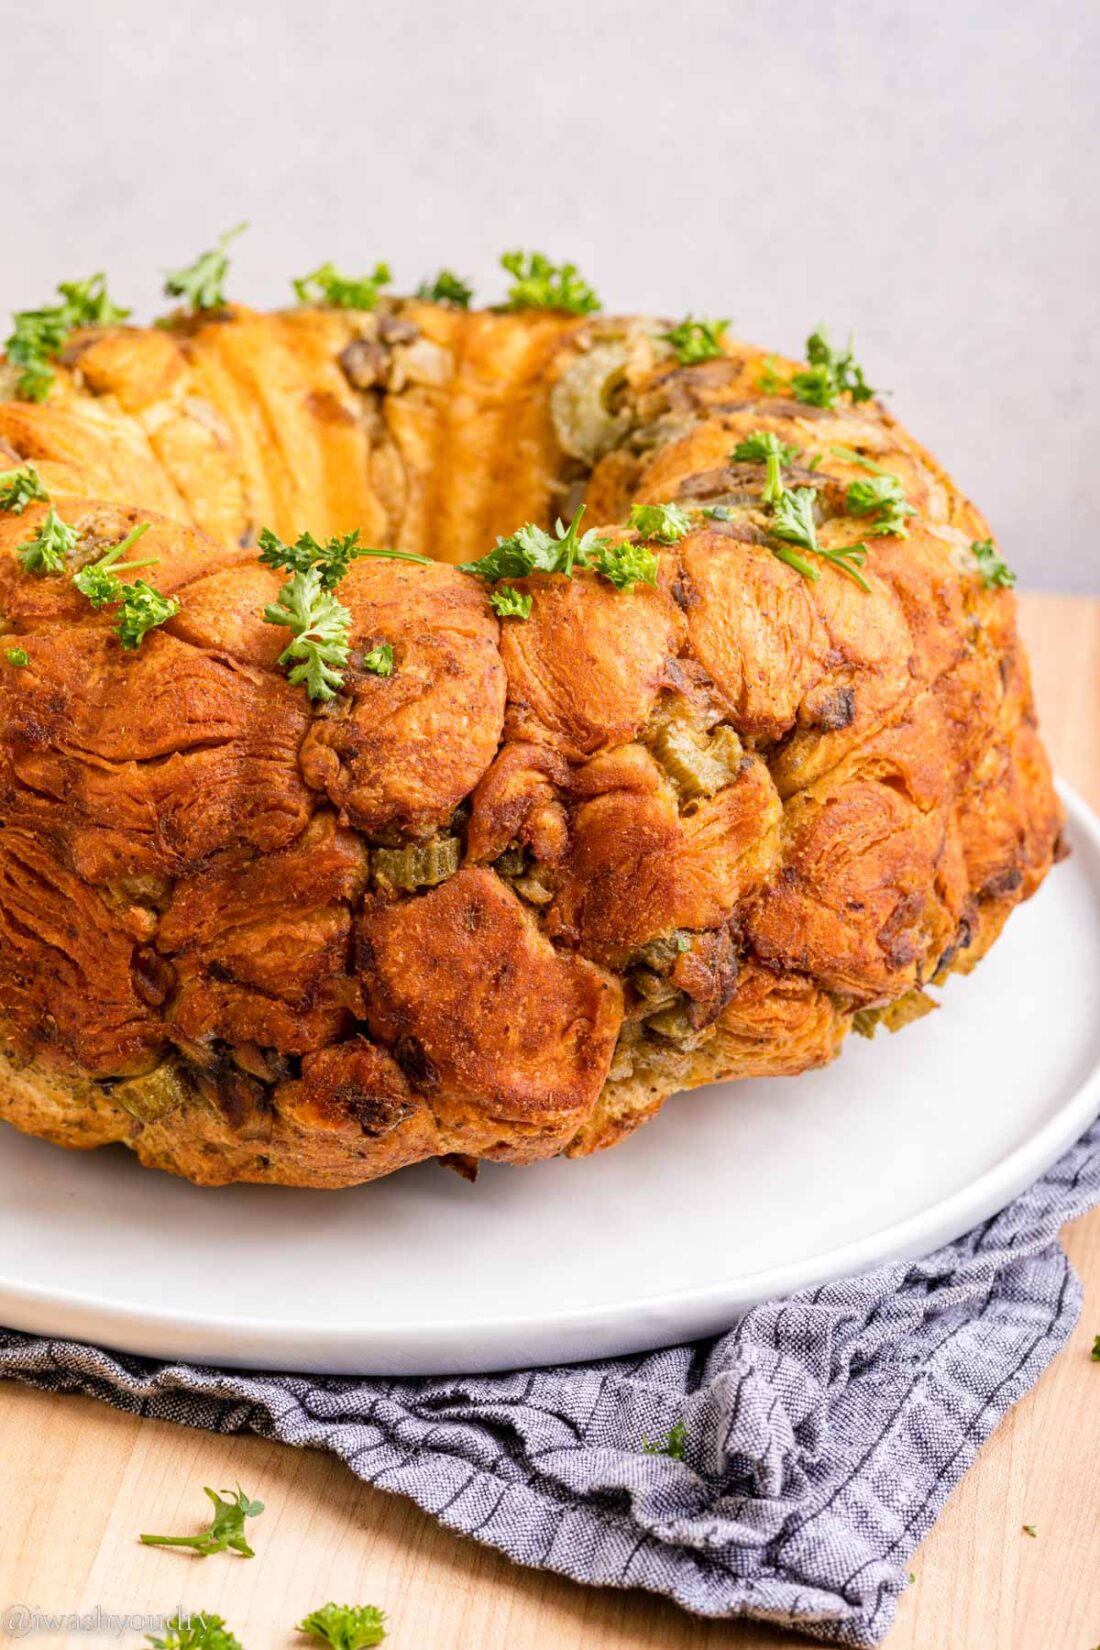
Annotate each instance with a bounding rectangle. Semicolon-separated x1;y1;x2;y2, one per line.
0;296;1061;1185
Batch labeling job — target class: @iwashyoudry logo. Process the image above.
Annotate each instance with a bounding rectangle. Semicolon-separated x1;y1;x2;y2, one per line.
3;1605;207;1639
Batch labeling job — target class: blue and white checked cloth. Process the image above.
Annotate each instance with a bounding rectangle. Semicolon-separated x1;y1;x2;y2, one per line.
2;1117;1098;1647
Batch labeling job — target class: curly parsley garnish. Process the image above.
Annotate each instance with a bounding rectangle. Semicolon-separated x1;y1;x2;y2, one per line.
416;269;474;308
1091;1333;1100;1361
112;582;180;648
731;430;800;506
16;506;81;575
140;1484;264;1559
293;261;391;310
771;487;870;592
756;331;875;408
642;1419;686;1459
461;504;609;581
258;526;430;590
164;224;247;314
259;527;429;698
845;474;916;538
5;274;130;402
659;315;729;365
146;1612;243;1650
72;522;156;604
264;568;352;701
462;506;657;593
970;537;1016;590
362;640;394;677
4;647;28;668
728;434;874;590
586;538;659;590
488;584;533;619
296;1602;386;1649
628;501;693;544
67;522;179;648
0;464;49;515
499;251;600;315
789;327;874;408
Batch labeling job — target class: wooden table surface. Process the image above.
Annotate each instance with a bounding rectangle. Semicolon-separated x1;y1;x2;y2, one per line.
1;591;1098;1650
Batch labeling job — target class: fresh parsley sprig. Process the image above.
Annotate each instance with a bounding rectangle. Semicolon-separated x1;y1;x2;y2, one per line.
970;537;1016;590
462;505;658;593
140;1485;264;1559
113;582;181;648
164;224;247;314
296;1602;387;1649
499;251;600;315
293;262;391;310
1091;1333;1100;1361
16;506;81;575
845;474;916;538
146;1612;243;1650
362;641;394;677
68;522;179;648
259;527;429;698
642;1419;686;1459
72;522;157;605
757;330;875;408
258;526;431;590
731;430;800;506
769;488;822;581
770;487;871;592
415;270;474;308
5;647;28;667
790;327;874;408
0;464;49;515
264;568;352;701
586;538;659;590
816;542;871;590
727;435;875;591
488;584;533;619
627;501;693;544
5;274;130;402
461;504;609;581
659;315;729;365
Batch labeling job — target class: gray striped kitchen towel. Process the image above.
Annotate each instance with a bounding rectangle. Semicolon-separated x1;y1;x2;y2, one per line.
2;1115;1098;1648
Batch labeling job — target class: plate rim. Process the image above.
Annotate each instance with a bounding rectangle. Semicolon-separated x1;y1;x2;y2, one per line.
2;778;1098;1373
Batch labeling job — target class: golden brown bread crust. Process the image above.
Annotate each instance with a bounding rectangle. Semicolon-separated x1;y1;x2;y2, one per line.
0;302;1063;1185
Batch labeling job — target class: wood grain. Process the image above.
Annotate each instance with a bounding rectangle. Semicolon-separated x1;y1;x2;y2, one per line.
0;592;1097;1650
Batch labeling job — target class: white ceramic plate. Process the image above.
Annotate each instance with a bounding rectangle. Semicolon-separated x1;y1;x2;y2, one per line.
2;782;1098;1377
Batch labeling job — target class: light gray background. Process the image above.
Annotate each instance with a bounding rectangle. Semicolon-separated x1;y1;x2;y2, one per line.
4;0;1097;590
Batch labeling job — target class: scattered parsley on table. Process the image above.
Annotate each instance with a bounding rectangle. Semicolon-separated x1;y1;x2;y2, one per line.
145;1613;243;1650
297;1602;387;1648
140;1485;264;1558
